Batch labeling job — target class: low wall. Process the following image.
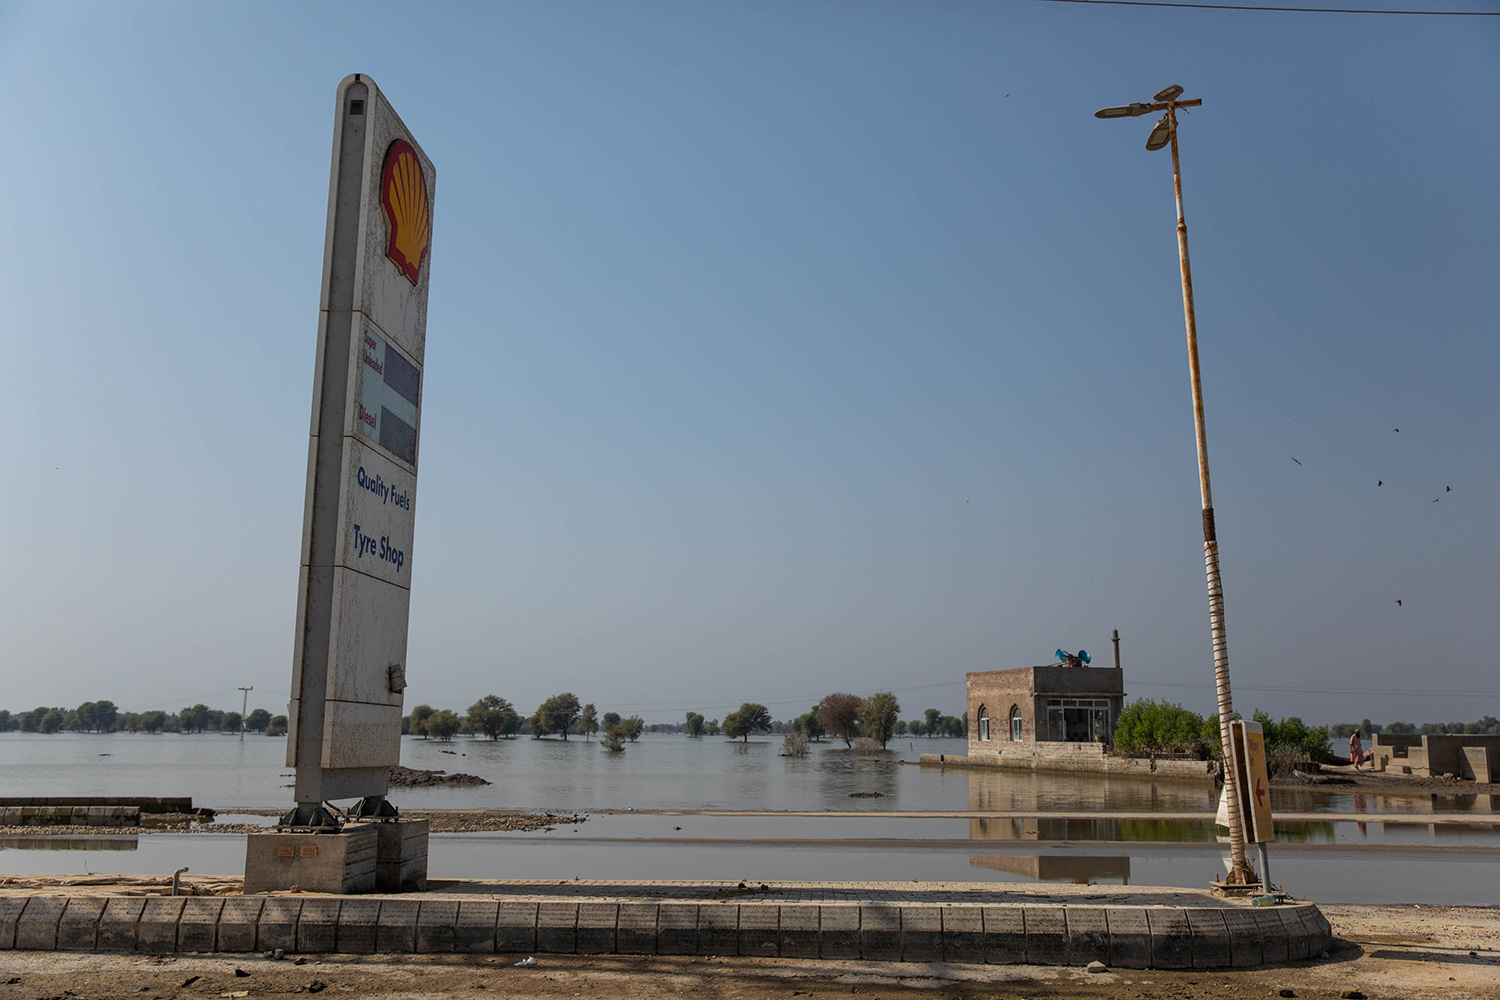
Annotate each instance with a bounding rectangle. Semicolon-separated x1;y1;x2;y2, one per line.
1371;735;1500;781
1460;746;1494;784
922;751;1219;781
0;893;1333;969
0;805;140;827
0;797;194;814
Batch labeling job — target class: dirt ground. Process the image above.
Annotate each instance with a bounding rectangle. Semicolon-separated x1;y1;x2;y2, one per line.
1272;769;1498;797
0;905;1495;1000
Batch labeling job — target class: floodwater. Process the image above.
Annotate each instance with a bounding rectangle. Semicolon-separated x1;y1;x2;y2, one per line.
1;732;1496;904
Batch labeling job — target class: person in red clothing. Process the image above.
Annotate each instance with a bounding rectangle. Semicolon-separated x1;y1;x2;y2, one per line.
1349;731;1374;769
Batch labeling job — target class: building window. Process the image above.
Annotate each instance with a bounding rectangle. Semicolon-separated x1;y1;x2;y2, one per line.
1009;705;1023;741
977;705;990;741
1044;698;1112;742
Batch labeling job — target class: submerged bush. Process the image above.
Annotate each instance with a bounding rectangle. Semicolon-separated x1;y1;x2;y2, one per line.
780;731;810;757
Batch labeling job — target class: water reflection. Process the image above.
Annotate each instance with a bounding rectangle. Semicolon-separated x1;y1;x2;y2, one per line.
969;853;1130;883
1271;788;1500;815
965;767;1217;814
966;811;1132;883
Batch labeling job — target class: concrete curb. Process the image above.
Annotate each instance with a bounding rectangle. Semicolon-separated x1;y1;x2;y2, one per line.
0;896;1332;968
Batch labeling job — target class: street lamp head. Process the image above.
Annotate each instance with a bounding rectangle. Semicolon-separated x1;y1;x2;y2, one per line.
1098;103;1152;119
1145;116;1172;151
1154;84;1185;103
1094;103;1154;119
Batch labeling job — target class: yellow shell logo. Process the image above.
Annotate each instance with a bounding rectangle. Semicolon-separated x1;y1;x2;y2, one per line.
380;139;430;285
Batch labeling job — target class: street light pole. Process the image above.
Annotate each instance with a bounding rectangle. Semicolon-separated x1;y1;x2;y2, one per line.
1096;88;1255;885
1167;105;1253;886
238;686;253;742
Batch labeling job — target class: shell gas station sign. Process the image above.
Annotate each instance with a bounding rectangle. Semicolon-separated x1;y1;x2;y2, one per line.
284;74;436;822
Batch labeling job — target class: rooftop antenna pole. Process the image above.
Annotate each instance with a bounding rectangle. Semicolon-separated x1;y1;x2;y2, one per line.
238;686;253;741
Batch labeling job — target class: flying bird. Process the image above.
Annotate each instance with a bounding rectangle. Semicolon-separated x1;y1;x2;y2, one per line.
1396;600;1402;607
1378;480;1383;486
1393;428;1399;432
1433;498;1440;503
1446;486;1451;492
1291;458;1301;465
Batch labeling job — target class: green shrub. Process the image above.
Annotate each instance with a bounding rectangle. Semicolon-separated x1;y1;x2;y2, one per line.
1252;710;1331;762
1114;699;1207;756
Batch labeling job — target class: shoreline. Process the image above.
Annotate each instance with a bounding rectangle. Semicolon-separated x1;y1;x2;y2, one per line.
4;805;1496;838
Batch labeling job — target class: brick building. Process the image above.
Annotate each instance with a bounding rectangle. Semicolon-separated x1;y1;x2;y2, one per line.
966;664;1125;758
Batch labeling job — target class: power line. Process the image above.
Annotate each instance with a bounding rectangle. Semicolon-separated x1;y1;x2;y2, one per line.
1130;679;1498;698
1033;0;1499;14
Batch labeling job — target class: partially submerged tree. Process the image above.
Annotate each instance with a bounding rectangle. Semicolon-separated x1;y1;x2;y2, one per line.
406;704;436;738
424;710;461;741
580;703;599;741
177;704;220;733
794;707;825;741
466;695;521;740
723;702;771;743
859;692;901;749
74;700;119;732
532;692;582;739
924;708;943;736
817;693;862;747
684;712;706;738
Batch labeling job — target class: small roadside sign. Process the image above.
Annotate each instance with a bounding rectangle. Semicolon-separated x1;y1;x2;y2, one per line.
1230;719;1275;843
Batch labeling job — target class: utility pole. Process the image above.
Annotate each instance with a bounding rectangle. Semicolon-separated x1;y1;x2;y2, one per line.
1095;86;1255;885
238;686;253;741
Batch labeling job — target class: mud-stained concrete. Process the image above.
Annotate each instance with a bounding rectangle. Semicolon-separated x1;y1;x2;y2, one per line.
0;906;1495;1000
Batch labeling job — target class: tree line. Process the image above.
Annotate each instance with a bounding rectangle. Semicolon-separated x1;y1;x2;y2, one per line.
403;694;647;746
1331;717;1500;738
0;690;968;749
0;702;286;735
401;691;966;751
1113;699;1332;761
1115;700;1500;762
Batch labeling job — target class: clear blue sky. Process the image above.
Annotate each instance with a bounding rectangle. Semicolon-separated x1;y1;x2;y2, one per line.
3;1;1496;727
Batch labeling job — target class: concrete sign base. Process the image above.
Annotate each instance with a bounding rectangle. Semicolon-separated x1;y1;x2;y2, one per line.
373;819;429;892
244;826;378;894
